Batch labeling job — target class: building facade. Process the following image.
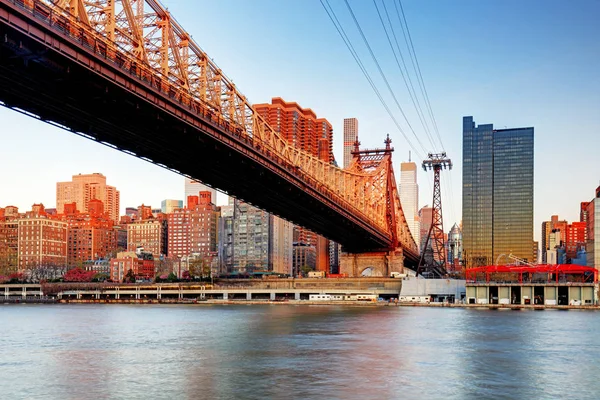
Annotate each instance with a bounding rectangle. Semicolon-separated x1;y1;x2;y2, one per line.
218;204;234;274
255;97;332;270
161;199;183;214
184;178;216;209
400;160;420;248
254;97;334;164
418;206;433;254
167;192;219;259
447;223;462;272
586;187;600;270
232;199;270;273
18;209;68;270
270;215;293;276
110;251;155;282
56;173;120;222
0;206;19;274
462;116;534;267
343;118;358;168
566;221;587;260
127;219;167;258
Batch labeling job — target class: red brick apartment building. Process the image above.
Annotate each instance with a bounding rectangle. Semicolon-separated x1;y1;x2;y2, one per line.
168;191;219;259
254;97;335;271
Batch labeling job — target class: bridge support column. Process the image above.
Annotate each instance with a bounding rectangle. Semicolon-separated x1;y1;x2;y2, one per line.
246;292;252;301
295;292;301;300
340;249;405;278
270;292;276;301
223;292;228;300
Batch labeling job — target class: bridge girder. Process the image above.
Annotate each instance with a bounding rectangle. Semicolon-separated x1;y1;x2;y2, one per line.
0;0;418;258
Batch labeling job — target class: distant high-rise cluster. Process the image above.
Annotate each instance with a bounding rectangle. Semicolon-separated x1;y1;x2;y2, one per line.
462;116;534;267
343;118;358;169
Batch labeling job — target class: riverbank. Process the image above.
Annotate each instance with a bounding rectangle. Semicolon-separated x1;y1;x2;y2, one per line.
4;298;600;310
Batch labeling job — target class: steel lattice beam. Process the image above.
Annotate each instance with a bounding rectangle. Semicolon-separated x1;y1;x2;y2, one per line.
1;0;419;256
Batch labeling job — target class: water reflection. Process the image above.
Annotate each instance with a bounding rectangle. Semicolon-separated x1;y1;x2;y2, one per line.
1;305;600;399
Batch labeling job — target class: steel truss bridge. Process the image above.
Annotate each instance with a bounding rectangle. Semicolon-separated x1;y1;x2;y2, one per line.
0;0;419;264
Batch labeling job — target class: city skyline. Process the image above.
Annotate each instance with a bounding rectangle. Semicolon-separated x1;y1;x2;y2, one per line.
1;0;598;244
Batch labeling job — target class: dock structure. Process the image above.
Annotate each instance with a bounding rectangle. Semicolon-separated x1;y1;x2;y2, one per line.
465;264;598;306
1;278;404;302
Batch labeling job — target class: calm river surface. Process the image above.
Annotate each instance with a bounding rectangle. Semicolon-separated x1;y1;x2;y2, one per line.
1;305;599;399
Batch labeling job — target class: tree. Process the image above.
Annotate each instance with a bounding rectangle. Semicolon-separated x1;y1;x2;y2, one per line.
64;267;95;282
188;257;205;279
167;272;177;282
125;269;136;283
301;265;314;277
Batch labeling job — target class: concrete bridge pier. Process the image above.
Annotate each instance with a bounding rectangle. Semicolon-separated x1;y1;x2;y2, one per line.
270;292;276;301
340;249;405;278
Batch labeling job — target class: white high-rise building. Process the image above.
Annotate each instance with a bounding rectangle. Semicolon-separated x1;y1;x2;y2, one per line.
343;118;358;168
400;161;420;248
184;178;216;207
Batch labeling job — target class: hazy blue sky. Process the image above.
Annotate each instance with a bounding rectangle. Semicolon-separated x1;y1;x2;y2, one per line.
1;0;599;243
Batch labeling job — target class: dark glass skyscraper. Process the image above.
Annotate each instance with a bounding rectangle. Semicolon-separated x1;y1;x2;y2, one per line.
462;116;534;267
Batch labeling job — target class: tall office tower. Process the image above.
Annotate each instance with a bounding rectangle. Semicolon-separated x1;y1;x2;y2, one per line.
585;186;600;269
400;160;420;248
254;97;334;163
184;178;216;208
343;118;358;168
462;116;534;267
57;173;120;222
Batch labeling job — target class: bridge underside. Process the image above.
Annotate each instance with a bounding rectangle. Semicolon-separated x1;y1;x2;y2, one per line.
0;2;419;262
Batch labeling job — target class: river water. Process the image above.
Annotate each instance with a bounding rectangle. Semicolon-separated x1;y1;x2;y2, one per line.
0;305;599;399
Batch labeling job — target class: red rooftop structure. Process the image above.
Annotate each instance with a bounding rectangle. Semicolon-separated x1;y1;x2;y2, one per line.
466;264;597;284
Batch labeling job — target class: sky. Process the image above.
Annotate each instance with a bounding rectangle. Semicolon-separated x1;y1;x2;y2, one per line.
1;0;599;244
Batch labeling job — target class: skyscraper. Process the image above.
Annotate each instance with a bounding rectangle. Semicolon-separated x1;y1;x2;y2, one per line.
585;186;600;269
343;118;358;168
57;173;120;222
462;116;534;267
254;97;334;164
184;178;216;208
255;97;333;270
400;160;419;248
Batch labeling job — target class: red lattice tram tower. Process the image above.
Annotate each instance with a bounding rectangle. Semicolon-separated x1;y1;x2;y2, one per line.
417;152;452;278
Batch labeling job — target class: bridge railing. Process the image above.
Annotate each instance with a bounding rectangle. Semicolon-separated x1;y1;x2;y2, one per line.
5;0;417;252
